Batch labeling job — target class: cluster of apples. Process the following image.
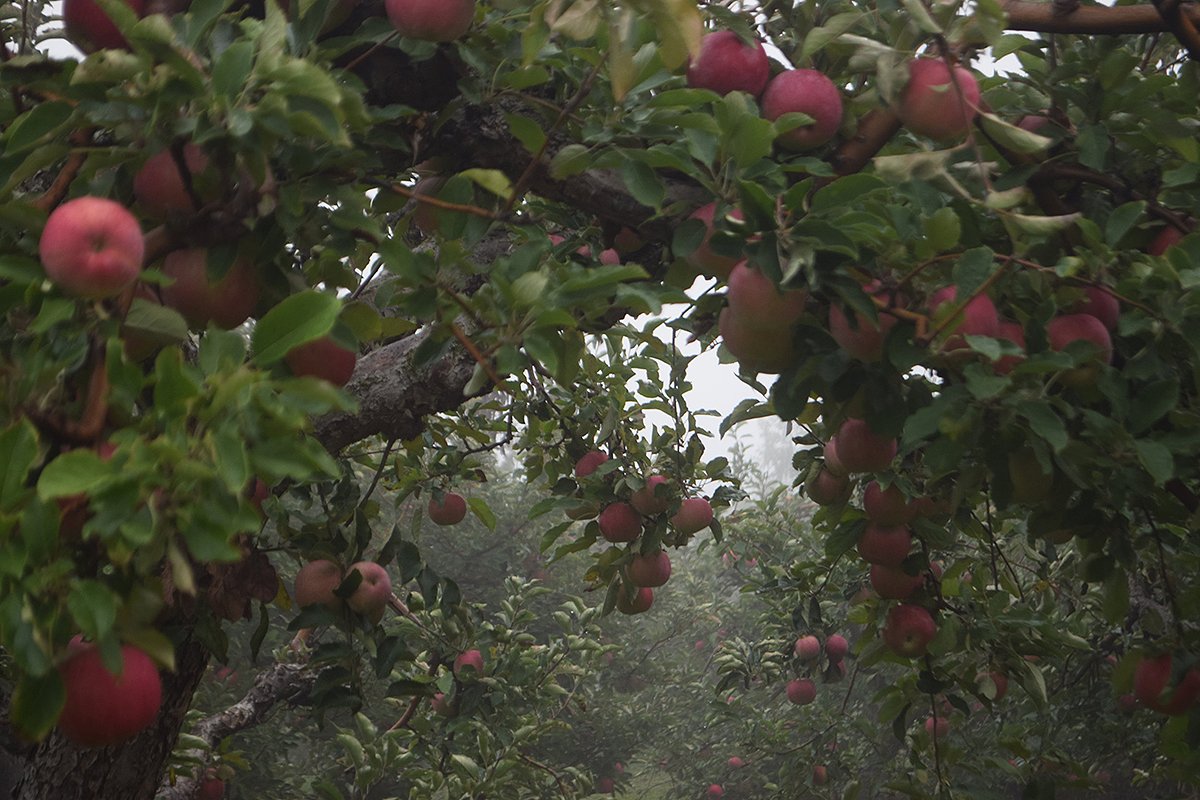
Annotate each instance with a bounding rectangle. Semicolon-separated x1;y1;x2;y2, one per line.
293;558;393;622
574;450;713;615
430;647;486;718
1131;653;1200;715
785;632;850;707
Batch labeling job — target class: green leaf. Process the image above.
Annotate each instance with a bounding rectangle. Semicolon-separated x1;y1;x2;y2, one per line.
4;102;74;154
549;144;592;179
1102;567;1130;625
10;670;65;741
37;450;112;500
1019;402;1068;453
250;291;342;366
212;40;255;98
620;159;665;211
504;113;547;156
1128;379;1178;434
0;420;38;511
1135;439;1173;484
468;497;497;531
1105;201;1146;248
67;581;118;640
810;174;886;214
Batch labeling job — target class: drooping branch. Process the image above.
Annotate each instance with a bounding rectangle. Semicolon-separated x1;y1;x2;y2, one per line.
1001;0;1200;34
1151;0;1200;59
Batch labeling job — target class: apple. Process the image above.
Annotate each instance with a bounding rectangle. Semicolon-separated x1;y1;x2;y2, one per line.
786;677;816;705
760;69;844;151
616;585;654;615
63;0;145;52
57;642;162;747
385;0;474;41
719;307;797;374
285;336;358;387
629;550;672;587
133;145;212;218
794;635;820;661
829;289;900;362
812;764;828;785
671;497;714;534
598;248;621;265
198;776;225;800
1148;225;1185;255
727;756;745;769
345;561;392;622
856;524;912;566
453;649;484;678
805;468;851;506
40;196;144;298
574;450;608;478
596;777;615;794
160;247;260;330
1117;693;1137;713
994;320;1026;375
428;492;468;526
1134;653;1200;715
294;559;344;610
1047;313;1113;365
824;634;848;662
706;785;725;798
686;31;770;97
726;262;808;326
831;418;897;473
599;502;643;543
431;691;454;717
1068;287;1120;331
863;481;916;526
823;438;848;476
981;670;1008;702
925;715;950;739
684;202;745;279
928;285;1000;350
631;474;671;515
870;563;923;600
883;604;937;658
897;58;981;140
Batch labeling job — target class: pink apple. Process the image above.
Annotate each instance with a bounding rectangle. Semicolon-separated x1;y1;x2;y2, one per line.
599;502;643;543
870;564;923;600
133;145;212;218
628;550;672;587
928;285;1000;350
599;248;621;265
631;475;671;515
761;69;844;151
686;31;770;97
824;634;849;662
805;468;851;506
684;202;744;279
63;0;145;52
574;450;608;478
294;559;344;610
1134;654;1200;715
728;756;745;768
670;497;714;534
346;561;392;622
596;777;615;794
1068;287;1119;331
1047;313;1114;368
453;649;484;678
385;0;474;41
1148;225;1185;255
40;197;144;298
794;635;820;661
726;262;808;326
616;585;654;614
994;320;1026;375
719;307;797;373
897;58;981;140
160;247;260;329
925;715;950;739
285;336;358;387
823;438;848;476
431;691;454;717
57;642;162;747
831;418;897;473
786;677;816;705
812;764;828;785
428;492;468;526
856;524;912;566
863;481;916;526
883;604;937;658
981;670;1008;702
706;785;725;798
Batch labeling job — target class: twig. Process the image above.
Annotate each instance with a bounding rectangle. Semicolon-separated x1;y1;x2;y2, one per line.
448;321;509;392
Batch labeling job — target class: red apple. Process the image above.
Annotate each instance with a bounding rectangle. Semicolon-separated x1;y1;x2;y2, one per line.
431;691;454;717
453;649;484;678
897;58;981;140
385;0;474;41
794;635;821;661
1068;287;1119;332
428;492;468;526
925;715;950;739
863;481;916;526
706;785;725;798
982;670;1008;702
928;285;1000;351
57;642;162;747
786;677;816;705
761;69;844;151
198;777;225;800
616;585;654;614
133;145;212;218
726;262;808;327
670;497;714;534
294;559;344;610
160;247;260;330
599;502;643;543
824;634;849;662
812;764;828;785
684;203;745;279
1117;693;1137;713
719;307;797;374
629;550;672;587
831;418;897;473
631;474;671;515
857;524;912;566
823;438;848;476
994;320;1026;375
1148;226;1185;255
64;0;145;52
40;197;144;298
805;468;851;506
574;450;608;478
1134;653;1200;715
883;604;937;658
1047;313;1113;365
870;564;923;600
727;756;745;768
285;336;358;387
596;777;615;794
686;31;770;97
345;561;392;622
599;248;621;265
829;297;899;362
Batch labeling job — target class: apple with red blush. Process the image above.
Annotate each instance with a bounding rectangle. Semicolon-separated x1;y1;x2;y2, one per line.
40;197;144;299
285;336;358;387
760;69;843;151
686;31;770;97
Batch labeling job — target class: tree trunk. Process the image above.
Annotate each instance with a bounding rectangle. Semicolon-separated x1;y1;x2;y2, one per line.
11;631;209;800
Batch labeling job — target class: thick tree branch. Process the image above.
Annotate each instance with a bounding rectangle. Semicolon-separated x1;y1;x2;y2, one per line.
1151;0;1200;59
1002;0;1200;34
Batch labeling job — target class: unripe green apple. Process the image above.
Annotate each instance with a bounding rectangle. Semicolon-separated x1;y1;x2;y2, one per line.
40;197;144;298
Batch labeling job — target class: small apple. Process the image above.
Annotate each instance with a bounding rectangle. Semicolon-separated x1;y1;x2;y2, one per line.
925;715;950;739
831;418;897;473
574;450;608;478
794;635;820;661
993;320;1026;375
198;776;225;800
57;642;163;747
683;202;746;279
385;0;474;41
928;285;1000;351
285;336;358;387
760;69;844;151
719;307;798;374
863;481;916;526
1134;653;1200;715
160;247;260;330
629;550;672;587
64;0;145;51
1148;225;1185;255
812;764;828;785
1068;287;1119;332
897;58;981;140
786;678;816;705
616;585;654;615
825;634;849;662
631;475;671;515
345;561;392;622
133;145;212;218
1047;313;1113;365
1117;693;1137;713
670;497;714;534
294;559;344;610
882;604;937;658
453;649;484;678
727;756;745;769
428;492;468;526
599;502;643;543
805;468;851;506
431;691;454;717
686;31;770;97
706;784;725;798
856;524;913;566
869;564;924;600
596;777;615;794
40;196;144;298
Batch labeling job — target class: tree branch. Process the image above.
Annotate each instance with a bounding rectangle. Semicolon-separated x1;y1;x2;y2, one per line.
1002;0;1200;34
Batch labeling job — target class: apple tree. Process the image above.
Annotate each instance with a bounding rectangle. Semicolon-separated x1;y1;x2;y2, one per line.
5;0;1200;797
